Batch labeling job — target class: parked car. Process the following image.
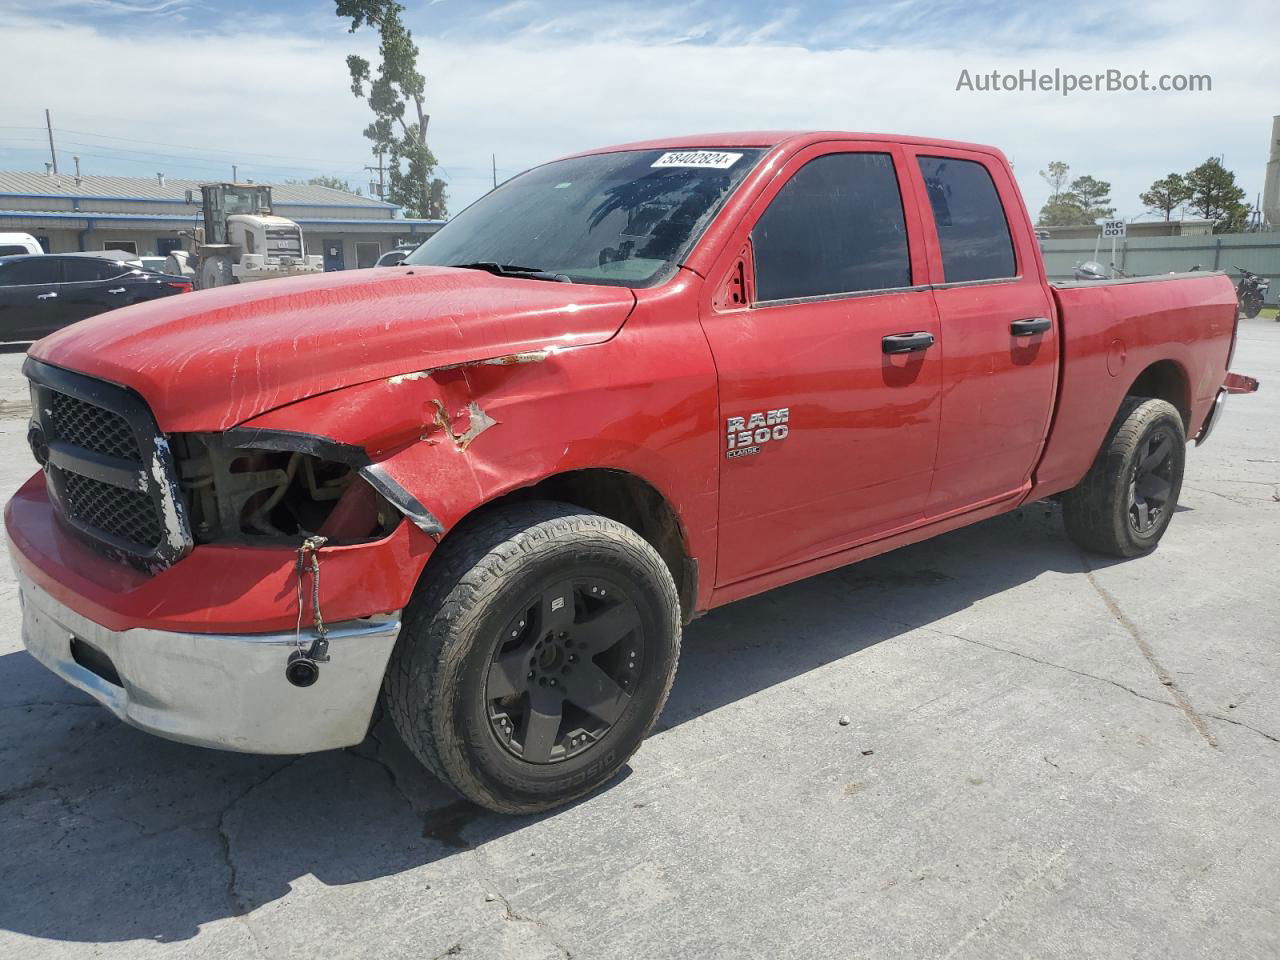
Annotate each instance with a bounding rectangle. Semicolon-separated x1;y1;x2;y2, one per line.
0;232;44;257
374;243;420;267
65;249;145;269
7;131;1258;815
0;253;193;341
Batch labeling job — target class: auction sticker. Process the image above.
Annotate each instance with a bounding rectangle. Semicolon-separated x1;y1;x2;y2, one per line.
651;151;743;169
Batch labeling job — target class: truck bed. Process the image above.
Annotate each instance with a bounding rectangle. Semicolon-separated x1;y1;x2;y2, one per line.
1031;271;1239;498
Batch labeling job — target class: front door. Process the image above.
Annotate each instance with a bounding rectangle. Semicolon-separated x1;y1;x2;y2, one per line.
700;143;943;586
902;148;1059;516
0;257;64;341
322;239;345;272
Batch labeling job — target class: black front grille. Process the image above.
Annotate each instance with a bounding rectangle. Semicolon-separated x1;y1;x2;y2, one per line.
50;392;142;461
63;472;163;549
24;357;192;570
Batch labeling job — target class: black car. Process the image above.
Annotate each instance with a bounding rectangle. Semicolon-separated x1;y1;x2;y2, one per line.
0;254;193;342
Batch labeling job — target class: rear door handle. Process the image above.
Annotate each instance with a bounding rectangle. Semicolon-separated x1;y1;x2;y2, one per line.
37;292;58;300
1011;316;1051;336
882;331;935;354
107;287;126;295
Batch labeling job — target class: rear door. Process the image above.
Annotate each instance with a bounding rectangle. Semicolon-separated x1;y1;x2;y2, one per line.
59;258;133;324
0;257;65;341
700;142;943;585
901;147;1059;516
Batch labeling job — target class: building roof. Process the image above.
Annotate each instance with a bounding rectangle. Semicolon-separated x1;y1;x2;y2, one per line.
0;171;395;209
0;209;444;229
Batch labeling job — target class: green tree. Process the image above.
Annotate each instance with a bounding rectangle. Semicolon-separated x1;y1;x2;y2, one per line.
1139;173;1190;221
1066;175;1115;221
1183;158;1248;232
288;175;362;196
337;0;447;219
1038;195;1091;226
1040;161;1070;203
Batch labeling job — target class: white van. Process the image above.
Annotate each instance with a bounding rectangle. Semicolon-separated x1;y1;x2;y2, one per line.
0;233;43;257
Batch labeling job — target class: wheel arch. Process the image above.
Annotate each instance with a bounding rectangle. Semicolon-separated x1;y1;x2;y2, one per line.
1124;359;1191;432
438;467;698;623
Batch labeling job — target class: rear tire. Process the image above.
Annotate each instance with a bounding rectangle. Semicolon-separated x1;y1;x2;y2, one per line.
384;501;681;814
1061;397;1186;557
1240;291;1263;319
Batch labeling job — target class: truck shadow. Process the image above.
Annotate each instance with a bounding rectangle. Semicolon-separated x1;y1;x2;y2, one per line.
0;501;1114;945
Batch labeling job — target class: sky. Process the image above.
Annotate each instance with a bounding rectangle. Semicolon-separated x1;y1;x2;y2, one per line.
0;0;1275;221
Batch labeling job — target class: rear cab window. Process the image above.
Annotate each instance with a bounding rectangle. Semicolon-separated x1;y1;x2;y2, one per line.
916;156;1017;283
751;151;912;303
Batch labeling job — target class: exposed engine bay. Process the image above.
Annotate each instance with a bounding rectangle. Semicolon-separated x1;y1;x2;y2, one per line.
171;433;400;544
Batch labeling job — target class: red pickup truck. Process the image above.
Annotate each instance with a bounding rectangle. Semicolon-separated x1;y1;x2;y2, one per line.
8;132;1258;813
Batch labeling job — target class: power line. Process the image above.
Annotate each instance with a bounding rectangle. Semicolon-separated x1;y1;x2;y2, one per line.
0;124;367;166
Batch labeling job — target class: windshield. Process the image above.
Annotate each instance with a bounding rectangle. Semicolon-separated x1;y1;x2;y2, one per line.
406;147;765;287
223;187;270;216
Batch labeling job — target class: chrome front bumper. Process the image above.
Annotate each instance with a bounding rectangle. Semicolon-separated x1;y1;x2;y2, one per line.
18;571;400;754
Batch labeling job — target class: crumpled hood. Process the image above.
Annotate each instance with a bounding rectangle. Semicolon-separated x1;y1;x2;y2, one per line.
30;265;635;432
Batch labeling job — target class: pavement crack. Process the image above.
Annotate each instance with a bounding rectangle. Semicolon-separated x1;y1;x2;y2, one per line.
480;881;573;959
0;699;100;711
215;755;303;956
0;777;51;806
1078;555;1218;748
1184;484;1269;505
864;611;1177;711
1207;713;1280;745
938;843;1073;960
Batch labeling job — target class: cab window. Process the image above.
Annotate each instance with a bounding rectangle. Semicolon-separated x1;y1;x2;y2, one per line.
751;152;912;303
917;156;1016;283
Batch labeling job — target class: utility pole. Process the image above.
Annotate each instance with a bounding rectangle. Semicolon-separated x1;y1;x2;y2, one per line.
492;153;497;190
44;108;58;175
364;150;386;199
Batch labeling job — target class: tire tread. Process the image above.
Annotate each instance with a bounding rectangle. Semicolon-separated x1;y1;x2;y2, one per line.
384;501;680;813
1061;397;1185;557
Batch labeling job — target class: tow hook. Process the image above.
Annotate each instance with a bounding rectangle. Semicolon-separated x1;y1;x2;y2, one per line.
286;536;330;688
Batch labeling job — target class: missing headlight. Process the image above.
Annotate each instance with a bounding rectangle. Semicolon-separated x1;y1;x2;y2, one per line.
171;433;400;544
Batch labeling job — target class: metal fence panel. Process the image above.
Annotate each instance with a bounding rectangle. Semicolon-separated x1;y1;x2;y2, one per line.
1041;233;1280;302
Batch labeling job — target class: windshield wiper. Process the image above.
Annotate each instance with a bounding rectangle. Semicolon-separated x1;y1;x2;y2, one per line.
448;261;572;283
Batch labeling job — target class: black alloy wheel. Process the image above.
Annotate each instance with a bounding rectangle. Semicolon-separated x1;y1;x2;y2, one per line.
1127;429;1174;534
486;578;644;763
384;501;681;813
1062;397;1186;557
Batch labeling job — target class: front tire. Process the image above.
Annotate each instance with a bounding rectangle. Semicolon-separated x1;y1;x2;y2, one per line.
1061;397;1186;557
1240;290;1264;319
385;502;681;814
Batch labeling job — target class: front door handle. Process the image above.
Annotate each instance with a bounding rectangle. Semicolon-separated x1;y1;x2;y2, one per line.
1011;316;1051;336
37;292;58;300
107;287;126;295
882;331;935;354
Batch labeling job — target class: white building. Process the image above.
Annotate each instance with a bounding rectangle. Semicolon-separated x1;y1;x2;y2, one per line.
0;171;445;270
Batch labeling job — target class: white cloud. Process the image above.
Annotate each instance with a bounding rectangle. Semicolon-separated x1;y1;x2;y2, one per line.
2;3;1275;221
